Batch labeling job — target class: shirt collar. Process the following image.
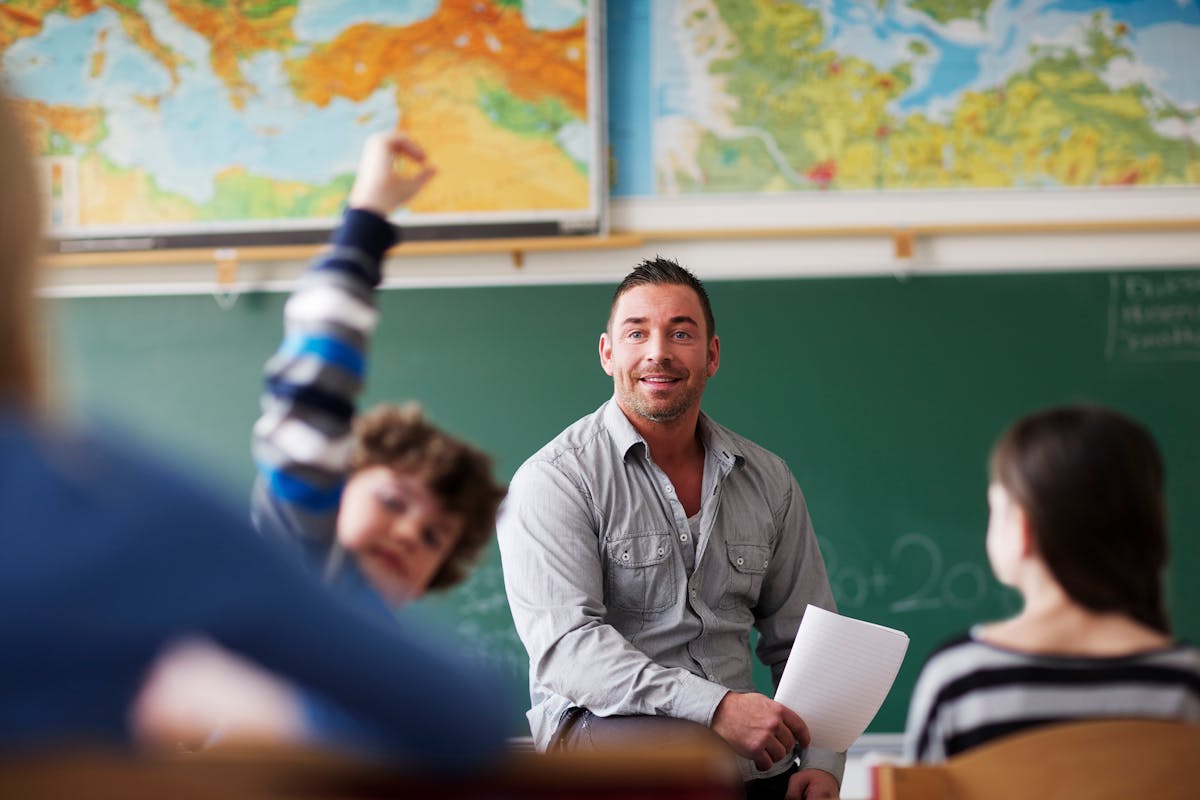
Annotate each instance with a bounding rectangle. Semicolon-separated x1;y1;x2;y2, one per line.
602;398;644;460
698;412;743;469
602;397;743;468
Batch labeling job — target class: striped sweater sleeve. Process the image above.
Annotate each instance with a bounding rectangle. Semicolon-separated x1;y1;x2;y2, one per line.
250;209;397;554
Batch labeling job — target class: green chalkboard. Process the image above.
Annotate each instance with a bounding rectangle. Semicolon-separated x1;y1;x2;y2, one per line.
49;268;1200;736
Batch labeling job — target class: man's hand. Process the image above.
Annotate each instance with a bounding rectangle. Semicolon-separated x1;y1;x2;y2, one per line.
346;131;436;217
786;768;840;799
710;691;811;771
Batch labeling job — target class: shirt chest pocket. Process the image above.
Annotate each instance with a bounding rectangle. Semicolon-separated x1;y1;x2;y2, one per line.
605;532;676;613
718;542;770;610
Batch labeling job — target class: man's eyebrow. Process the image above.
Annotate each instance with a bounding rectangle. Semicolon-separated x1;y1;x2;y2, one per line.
617;315;700;327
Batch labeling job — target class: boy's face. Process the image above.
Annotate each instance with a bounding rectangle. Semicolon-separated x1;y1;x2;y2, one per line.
337;465;465;607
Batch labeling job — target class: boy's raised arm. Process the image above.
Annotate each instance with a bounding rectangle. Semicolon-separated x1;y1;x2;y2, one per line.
250;134;434;561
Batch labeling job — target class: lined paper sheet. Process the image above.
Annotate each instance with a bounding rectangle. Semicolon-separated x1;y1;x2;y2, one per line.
775;605;910;752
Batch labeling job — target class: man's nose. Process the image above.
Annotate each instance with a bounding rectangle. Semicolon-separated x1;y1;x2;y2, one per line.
645;332;673;361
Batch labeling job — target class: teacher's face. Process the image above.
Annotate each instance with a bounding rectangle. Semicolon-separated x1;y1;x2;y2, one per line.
600;283;720;425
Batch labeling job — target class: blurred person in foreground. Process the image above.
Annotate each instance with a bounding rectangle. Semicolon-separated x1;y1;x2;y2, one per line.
0;79;510;768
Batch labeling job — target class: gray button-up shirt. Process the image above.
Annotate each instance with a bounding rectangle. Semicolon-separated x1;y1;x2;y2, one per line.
497;400;844;782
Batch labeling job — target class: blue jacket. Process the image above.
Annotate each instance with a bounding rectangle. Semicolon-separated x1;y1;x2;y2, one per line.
0;409;510;767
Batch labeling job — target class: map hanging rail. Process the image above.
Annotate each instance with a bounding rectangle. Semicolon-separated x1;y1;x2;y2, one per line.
44;235;648;269
627;218;1200;241
628;218;1200;270
43;219;1200;271
212;248;240;311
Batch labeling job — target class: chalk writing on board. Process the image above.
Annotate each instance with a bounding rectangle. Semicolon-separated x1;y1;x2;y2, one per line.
1106;273;1200;361
820;534;991;615
417;556;529;682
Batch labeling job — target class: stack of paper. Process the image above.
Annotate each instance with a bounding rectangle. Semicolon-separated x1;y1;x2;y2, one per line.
775;605;910;752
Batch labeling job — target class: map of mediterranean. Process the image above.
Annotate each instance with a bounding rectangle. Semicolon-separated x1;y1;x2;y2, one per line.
0;0;596;239
608;0;1200;197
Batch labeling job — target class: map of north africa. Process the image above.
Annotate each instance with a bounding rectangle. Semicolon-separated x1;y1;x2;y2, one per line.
0;0;597;237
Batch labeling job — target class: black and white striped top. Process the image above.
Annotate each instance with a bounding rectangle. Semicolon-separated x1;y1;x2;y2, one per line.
903;628;1200;762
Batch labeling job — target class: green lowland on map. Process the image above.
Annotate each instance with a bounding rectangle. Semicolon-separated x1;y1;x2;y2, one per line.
642;0;1200;195
0;1;596;237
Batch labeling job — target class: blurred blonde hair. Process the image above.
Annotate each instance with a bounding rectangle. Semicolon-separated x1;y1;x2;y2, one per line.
0;81;43;408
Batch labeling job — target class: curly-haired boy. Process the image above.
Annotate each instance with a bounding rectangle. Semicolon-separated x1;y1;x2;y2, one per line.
252;133;506;608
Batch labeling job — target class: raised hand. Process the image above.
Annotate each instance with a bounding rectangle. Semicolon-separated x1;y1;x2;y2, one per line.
346;131;437;217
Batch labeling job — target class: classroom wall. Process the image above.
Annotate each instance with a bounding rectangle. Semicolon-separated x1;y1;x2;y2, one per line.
48;263;1200;737
17;0;1200;762
41;209;1200;294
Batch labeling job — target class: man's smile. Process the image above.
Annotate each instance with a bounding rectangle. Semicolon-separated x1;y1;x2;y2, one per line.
637;372;686;387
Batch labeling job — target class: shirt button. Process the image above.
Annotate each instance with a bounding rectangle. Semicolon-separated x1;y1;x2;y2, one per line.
763;559;770;568
680;533;688;542
622;552;630;561
736;556;744;566
665;486;674;494
690;587;697;596
657;547;665;556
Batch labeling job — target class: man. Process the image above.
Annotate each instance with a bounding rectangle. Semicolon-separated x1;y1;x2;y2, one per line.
497;258;842;800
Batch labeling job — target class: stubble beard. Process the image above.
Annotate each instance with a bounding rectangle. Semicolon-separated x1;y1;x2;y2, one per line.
620;375;706;424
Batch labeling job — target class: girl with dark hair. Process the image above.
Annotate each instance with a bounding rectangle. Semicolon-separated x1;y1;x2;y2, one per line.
904;404;1200;762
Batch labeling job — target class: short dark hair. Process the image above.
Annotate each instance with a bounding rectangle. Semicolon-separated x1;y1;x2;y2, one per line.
610;257;715;339
989;404;1169;633
349;403;506;591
